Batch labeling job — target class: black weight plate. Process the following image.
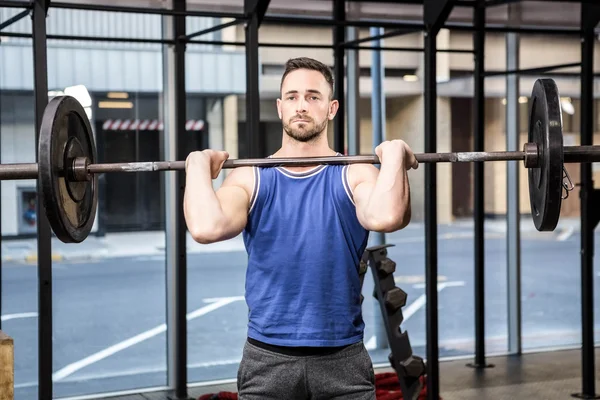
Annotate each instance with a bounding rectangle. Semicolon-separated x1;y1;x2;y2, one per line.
528;79;564;232
39;96;98;243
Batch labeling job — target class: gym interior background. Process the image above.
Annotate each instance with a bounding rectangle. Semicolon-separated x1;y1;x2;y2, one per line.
0;0;598;399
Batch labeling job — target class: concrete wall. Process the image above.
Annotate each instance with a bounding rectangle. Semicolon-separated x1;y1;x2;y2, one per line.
388;96;453;224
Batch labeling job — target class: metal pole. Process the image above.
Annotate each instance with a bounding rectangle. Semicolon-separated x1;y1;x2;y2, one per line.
424;29;439;400
174;1;189;397
483;61;581;77
422;0;455;389
32;0;53;398
333;0;346;154
573;4;599;398
244;1;260;158
162;0;189;398
468;0;492;370
0;9;30;31
505;4;522;356
370;26;388;350
0;47;2;329
0;43;2;329
346;26;360;156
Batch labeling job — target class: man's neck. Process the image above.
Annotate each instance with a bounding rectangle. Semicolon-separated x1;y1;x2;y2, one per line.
274;133;337;159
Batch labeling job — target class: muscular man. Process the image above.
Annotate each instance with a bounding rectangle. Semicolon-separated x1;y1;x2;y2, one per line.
184;57;418;400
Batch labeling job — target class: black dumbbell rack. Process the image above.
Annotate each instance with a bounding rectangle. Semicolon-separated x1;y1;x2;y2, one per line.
360;244;426;400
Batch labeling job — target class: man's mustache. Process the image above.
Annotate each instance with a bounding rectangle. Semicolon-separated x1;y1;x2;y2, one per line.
289;115;313;123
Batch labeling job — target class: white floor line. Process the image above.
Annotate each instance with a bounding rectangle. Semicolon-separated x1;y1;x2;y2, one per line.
412;280;466;290
365;335;377;349
52;297;243;382
365;281;464;350
203;296;245;303
557;226;575;241
1;312;38;322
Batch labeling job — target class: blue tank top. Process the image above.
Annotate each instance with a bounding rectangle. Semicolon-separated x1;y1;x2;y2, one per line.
242;163;370;347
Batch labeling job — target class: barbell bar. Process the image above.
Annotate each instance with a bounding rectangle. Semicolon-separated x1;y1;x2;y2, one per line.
1;146;598;181
0;78;597;243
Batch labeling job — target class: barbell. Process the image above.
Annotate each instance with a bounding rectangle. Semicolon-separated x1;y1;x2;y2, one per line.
0;78;598;243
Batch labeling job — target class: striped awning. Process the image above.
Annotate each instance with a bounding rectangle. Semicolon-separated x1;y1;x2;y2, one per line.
102;119;205;131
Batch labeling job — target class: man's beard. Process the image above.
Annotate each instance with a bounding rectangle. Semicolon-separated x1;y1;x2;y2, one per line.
283;115;328;143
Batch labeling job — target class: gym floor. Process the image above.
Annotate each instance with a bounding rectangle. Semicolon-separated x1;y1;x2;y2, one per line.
92;347;600;400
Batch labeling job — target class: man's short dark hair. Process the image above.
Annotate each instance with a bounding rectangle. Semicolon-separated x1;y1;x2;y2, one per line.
280;57;335;99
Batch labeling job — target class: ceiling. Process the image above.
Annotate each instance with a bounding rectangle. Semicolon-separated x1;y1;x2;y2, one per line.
4;0;593;32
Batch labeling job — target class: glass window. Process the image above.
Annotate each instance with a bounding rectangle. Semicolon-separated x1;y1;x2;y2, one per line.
520;94;593;351
48;8;167;398
1;5;39;396
182;22;248;384
4;4;600;399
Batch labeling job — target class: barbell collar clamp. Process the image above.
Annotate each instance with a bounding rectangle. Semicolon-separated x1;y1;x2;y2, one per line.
70;157;91;182
523;142;539;168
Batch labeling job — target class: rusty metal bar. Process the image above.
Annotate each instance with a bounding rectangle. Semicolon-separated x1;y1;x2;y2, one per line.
0;145;599;180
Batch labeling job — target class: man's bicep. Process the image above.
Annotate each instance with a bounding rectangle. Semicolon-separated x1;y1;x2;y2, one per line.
349;164;379;224
216;185;249;217
352;180;374;215
215;168;254;236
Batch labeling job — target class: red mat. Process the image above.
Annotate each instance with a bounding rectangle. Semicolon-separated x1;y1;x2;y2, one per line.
198;373;439;400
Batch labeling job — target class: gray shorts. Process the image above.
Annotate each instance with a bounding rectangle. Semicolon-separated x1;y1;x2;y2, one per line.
237;339;376;400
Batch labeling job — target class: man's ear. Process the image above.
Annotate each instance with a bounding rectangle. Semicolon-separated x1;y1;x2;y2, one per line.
328;99;339;120
276;98;282;119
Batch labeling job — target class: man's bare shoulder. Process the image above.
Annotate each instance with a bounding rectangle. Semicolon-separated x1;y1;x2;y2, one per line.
218;166;256;197
347;163;379;191
221;166;254;187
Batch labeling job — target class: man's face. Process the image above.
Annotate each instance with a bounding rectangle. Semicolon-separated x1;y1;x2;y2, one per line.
277;69;338;143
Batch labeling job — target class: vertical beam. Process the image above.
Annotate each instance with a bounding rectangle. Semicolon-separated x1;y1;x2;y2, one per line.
346;25;359;156
0;73;2;331
424;0;455;37
423;29;439;400
174;1;189;396
423;28;439;400
468;0;493;370
244;0;260;158
370;26;388;349
246;0;271;27
505;3;522;356
333;0;345;154
32;0;53;398
162;0;189;398
423;1;454;398
473;0;485;366
572;3;600;399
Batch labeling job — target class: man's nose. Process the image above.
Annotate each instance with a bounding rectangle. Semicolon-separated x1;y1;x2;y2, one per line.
296;97;308;113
